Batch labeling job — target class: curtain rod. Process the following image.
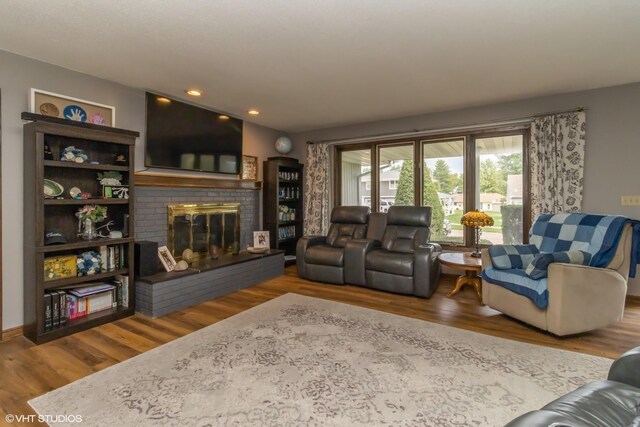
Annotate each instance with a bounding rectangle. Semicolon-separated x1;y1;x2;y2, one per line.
306;106;586;146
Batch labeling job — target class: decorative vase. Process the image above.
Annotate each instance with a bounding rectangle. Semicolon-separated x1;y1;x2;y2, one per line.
81;218;97;240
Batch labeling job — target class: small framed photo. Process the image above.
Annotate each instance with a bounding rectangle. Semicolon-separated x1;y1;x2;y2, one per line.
158;246;177;272
253;231;270;248
30;88;116;127
242;155;258;181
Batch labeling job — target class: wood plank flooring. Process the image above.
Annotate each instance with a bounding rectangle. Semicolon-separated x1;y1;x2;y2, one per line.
2;267;640;425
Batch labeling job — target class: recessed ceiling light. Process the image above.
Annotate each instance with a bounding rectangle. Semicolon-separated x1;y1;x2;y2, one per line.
218;115;230;120
156;97;171;103
247;109;260;115
186;89;203;96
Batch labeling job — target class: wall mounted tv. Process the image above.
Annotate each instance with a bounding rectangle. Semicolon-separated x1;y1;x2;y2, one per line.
145;92;243;174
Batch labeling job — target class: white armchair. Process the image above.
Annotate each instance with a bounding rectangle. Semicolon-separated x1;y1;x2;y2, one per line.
482;224;633;336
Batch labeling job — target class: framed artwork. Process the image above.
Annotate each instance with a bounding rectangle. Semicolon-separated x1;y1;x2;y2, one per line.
158;245;177;272
242;155;258;181
29;88;116;127
253;231;270;248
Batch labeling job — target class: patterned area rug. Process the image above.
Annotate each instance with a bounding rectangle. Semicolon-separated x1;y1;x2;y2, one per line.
30;293;611;426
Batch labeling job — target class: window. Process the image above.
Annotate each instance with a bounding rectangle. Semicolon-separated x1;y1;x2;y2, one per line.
422;138;465;244
475;135;524;245
335;127;529;248
339;148;371;207
378;143;414;212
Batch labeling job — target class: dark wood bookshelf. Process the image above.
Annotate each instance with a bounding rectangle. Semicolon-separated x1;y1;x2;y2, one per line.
23;115;138;344
263;157;303;266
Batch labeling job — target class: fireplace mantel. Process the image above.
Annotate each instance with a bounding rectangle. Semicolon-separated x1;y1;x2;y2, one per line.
135;172;262;190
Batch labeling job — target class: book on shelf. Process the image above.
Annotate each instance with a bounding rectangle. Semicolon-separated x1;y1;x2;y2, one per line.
51;291;60;329
57;290;68;327
67;283;115;297
115;274;129;308
44;293;52;331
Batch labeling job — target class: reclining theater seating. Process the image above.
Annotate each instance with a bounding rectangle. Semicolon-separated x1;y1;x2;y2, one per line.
361;206;442;298
297;205;442;298
507;346;640;427
482;213;635;336
296;206;369;284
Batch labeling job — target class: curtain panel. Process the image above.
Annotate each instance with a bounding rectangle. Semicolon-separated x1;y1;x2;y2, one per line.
303;142;330;235
530;111;586;220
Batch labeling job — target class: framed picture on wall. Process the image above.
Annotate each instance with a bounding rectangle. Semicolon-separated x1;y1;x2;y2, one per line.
242;155;258;181
29;88;116;127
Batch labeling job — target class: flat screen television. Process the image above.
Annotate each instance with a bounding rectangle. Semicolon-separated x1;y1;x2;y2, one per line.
145;92;243;174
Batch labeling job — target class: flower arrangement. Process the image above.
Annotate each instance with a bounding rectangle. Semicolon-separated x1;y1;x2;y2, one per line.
76;205;107;223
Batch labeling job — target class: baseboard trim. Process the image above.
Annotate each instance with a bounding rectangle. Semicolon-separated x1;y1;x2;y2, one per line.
2;325;23;341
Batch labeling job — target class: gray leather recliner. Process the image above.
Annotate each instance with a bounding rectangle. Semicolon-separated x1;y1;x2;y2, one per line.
360;206;442;298
296;206;370;284
506;346;640;427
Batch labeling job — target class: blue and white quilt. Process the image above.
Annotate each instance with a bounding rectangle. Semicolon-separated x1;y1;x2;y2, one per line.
482;213;640;309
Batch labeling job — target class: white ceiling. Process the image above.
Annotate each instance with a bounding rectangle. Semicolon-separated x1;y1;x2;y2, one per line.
1;0;639;133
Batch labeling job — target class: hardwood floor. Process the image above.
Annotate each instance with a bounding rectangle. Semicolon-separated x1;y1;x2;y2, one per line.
2;267;640;425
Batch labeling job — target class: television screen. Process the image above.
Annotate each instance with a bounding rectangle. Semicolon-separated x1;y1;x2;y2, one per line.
145;93;243;174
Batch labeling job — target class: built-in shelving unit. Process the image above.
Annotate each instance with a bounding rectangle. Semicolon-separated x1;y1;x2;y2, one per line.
263;157;304;265
23;113;138;344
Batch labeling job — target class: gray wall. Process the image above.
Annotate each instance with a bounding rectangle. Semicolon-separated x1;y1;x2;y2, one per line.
0;49;288;330
292;82;640;294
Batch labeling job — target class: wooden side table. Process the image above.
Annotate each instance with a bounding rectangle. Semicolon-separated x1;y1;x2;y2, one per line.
438;252;483;303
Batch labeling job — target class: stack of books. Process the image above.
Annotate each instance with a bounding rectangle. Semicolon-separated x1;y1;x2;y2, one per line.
99;244;127;271
43;275;129;332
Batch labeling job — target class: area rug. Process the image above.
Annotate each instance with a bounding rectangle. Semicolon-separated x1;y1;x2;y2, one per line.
30;293;611;426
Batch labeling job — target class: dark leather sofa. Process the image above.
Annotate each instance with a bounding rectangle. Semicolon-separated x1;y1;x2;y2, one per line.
506;346;640;427
297;206;442;298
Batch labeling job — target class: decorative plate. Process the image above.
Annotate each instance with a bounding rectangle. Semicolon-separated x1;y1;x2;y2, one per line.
89;112;105;125
69;187;81;198
39;102;60;117
44;179;64;197
246;246;269;254
63;105;87;122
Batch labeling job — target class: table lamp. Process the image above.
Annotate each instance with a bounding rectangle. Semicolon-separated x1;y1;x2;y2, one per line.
460;210;494;258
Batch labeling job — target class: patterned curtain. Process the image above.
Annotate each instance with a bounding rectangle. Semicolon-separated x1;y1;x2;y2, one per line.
530;111;586;220
303;142;330;235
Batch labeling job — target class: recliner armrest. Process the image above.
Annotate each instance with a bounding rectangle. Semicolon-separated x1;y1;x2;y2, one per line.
413;243;442;298
297;235;327;250
345;239;376;285
296;236;328;278
608;346;640;389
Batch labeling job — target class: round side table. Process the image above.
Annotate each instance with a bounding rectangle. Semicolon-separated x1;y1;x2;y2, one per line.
438;252;483;303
